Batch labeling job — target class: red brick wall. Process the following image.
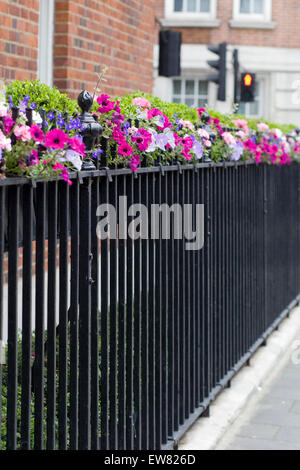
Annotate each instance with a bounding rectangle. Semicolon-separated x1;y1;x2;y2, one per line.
156;0;300;48
54;0;157;99
0;0;39;82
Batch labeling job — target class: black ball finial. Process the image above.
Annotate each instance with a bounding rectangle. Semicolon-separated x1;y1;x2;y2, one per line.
78;90;93;113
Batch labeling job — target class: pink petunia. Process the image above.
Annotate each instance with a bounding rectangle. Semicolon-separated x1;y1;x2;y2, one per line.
30;124;44;143
130;154;141;172
13;125;31;142
97;94;115;114
3;116;15;134
147;108;163;120
118;141;134;157
112;126;126;144
0;129;12;151
132;97;151;109
45;129;68;150
257;122;269;133
68;136;85;157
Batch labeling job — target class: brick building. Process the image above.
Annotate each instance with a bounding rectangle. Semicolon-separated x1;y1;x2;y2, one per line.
154;0;300;125
0;0;156;98
0;0;300;125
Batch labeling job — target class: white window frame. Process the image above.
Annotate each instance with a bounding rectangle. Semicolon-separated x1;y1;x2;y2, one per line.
172;77;210;108
38;0;55;86
163;0;219;26
232;0;272;23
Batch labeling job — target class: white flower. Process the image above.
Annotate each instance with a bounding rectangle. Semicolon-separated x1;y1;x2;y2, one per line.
32;110;43;124
0;102;8;117
59;150;82;171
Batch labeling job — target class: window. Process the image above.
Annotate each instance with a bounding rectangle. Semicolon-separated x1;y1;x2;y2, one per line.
38;0;55;86
239;0;264;14
231;0;273;26
172;78;209;108
174;0;211;13
238;80;262;118
163;0;219;26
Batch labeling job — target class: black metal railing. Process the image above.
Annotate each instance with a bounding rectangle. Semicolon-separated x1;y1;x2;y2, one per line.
0;160;300;450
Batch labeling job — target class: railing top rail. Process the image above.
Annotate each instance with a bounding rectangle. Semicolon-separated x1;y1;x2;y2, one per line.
0;159;258;187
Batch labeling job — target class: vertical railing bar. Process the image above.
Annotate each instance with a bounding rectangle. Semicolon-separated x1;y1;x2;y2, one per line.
58;182;69;450
133;173;142;450
91;176;100;450
69;179;80;450
204;168;211;398
109;174;118;449
21;185;33;450
46;181;58;450
0;187;5;450
118;174;127;450
162;170;168;443
190;169;196;412
155;169;162;447
148;169;156;449
7;186;20;450
100;177;109;450
174;167;180;429
34;182;46;450
167;168;175;439
141;171;149;449
78;177;92;450
179;168;185;424
185;170;190;418
125;173;134;450
227;168;233;372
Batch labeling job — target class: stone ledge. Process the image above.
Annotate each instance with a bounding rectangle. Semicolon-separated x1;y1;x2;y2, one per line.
229;20;277;29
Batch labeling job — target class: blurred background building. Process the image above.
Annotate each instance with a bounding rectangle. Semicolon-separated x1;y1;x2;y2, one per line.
1;0;300;124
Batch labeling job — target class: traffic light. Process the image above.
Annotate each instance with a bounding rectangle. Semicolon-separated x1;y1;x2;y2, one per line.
233;49;239;105
207;42;227;102
159;30;182;77
240;73;256;102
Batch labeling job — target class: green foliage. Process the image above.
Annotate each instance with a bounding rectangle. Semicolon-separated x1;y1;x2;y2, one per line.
208;109;296;134
117;90;199;123
5;79;79;115
117;90;297;132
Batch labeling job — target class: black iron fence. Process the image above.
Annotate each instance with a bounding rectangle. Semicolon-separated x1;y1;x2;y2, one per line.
0;160;300;450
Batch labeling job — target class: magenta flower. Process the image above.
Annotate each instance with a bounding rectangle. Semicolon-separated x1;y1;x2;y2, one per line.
97;94;115;114
30;124;44;143
118;141;134;157
68;136;85;157
130;154;141;172
112;126;125;144
53;162;72;185
147;108;163;120
3;116;15;134
131;132;151;152
45;129;68;150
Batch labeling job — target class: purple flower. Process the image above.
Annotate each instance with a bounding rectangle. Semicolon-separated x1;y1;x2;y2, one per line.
155;133;169;151
193;141;204;160
93;149;102;159
19;100;27;113
229;141;244;162
57;117;65;127
47;112;55;120
31;103;37;110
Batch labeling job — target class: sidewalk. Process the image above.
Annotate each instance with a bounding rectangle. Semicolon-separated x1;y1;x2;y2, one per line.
179;305;300;451
217;343;300;450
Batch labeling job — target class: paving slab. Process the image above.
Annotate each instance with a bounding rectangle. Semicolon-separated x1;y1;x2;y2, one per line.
179;305;300;451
